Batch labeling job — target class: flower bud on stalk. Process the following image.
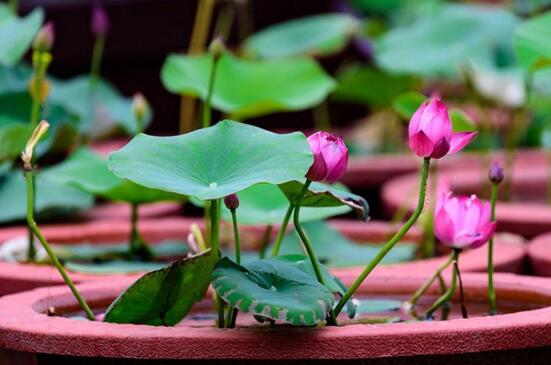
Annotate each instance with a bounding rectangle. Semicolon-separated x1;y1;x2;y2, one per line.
408;98;477;159
22;120;49;170
32;21;54;52
489;162;504;185
306;131;348;183
91;3;110;36
224;193;239;210
209;36;226;60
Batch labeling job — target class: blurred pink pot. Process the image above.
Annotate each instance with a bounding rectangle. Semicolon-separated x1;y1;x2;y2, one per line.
528;233;551;277
0;272;549;362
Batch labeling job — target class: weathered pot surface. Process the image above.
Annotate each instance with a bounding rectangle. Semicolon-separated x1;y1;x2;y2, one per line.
382;151;550;238
0;272;550;361
528;232;551;277
0;218;525;296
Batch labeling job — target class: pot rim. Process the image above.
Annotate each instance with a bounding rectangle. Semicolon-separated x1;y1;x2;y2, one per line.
0;272;550;359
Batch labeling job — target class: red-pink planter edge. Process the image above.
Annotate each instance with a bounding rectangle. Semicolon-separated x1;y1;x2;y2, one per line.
528;232;551;277
79;202;181;221
0;218;525;296
0;272;550;359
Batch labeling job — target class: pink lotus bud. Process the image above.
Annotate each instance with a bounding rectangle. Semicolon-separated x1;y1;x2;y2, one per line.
33;21;54;52
489;162;504;184
306;131;348;183
132;92;149;121
91;3;110;36
224;193;239;210
408;98;477;159
434;191;496;250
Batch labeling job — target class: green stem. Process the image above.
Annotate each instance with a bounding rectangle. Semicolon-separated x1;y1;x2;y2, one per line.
259;225;273;259
25;170;95;321
230;209;241;264
313;100;331;131
408;252;454;309
26;174;36;262
128;203;153;260
8;0;17;14
210;199;224;328
455;255;468;319
424;249;459;318
90;34;105;92
437;273;451;320
335;157;431;317
30;51;49;129
421;161;438;258
202;55;219;129
488;183;498;315
271;204;293;256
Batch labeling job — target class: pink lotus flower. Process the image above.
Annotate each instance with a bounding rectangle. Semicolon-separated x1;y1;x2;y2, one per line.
409;98;477;159
33;21;54;52
306;131;348;183
435;191;496;250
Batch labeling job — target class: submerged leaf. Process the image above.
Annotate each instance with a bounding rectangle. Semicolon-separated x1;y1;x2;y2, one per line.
104;249;218;326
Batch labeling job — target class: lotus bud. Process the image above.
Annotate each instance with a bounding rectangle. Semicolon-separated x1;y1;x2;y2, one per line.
132;93;149;122
434;190;496;250
489;162;504;185
28;77;51;103
91;3;110;36
21;120;49;170
408;98;477;159
208;36;225;60
224;193;239;210
306;131;348;183
33;21;54;52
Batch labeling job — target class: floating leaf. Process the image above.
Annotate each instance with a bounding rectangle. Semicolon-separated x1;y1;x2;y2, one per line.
244;14;359;59
374;4;518;77
0;122;29;163
42;148;184;204
278;220;416;268
161;53;335;119
220;183;350;225
332;64;421;108
104;249;217;325
212;256;334;326
279;180;369;221
0;171;93;223
392;91;425;120
0;5;44;66
109;121;313;200
514;11;551;71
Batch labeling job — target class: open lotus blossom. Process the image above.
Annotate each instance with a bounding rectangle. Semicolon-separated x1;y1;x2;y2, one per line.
306;131;348;183
435;191;496;250
409;98;477;159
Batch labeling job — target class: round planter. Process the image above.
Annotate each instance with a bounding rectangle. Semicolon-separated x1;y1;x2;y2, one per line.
0;272;550;362
528;232;551;277
0;218;525;296
382;149;549;238
78;201;181;221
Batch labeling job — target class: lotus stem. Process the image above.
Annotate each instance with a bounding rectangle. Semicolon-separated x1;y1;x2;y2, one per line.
89;33;105;92
271;204;293;256
488;183;498;315
202;53;219;129
8;0;17;14
455;254;468;318
225;207;241;328
407;252;454;311
424;249;459;318
129;203;153;260
335;157;431;317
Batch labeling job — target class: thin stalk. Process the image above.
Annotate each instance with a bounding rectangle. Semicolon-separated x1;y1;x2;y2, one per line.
424;249;459;318
335;157;431;317
437;273;451;320
488;183;498;315
179;0;215;133
407;252;454;309
202;55;219;129
455;256;468;319
30;52;50;129
225;207;241;328
313;100;331;131
421;161;438;258
271;204;293;256
213;2;235;43
259;225;273;259
25;170;95;321
9;0;17;14
128;203;153;260
89;34;105;91
210;199;224;328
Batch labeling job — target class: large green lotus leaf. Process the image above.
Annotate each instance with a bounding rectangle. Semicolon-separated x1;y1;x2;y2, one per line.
0;63;32;95
49;75;150;135
392;91;425;120
243;14;359;59
161;53;335;119
332;64;421;108
0;5;43;66
374;4;518;77
104;249;217;325
279;220;416;268
212;256;334;326
221;183;350;225
0;122;29;163
0;170;93;223
279;180;369;221
42;148;184;204
109;121;313;200
514;12;551;71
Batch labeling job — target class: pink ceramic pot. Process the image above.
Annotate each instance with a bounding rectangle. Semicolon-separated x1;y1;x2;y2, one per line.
0;218;525;296
0;272;549;362
528;232;551;277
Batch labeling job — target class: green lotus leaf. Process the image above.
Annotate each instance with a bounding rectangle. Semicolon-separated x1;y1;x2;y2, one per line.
108;120;313;200
161;53;335;119
244;14;359;59
0;5;44;66
514;11;551;71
